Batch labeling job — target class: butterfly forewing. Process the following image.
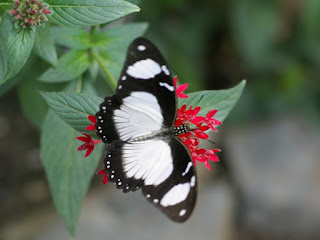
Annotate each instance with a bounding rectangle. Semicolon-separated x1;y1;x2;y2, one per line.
96;38;176;143
116;37;177;127
95;38;197;222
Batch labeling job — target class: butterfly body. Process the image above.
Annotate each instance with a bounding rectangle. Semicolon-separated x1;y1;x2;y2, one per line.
95;38;197;222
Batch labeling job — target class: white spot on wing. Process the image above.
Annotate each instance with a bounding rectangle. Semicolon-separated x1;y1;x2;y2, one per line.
159;82;174;91
137;45;146;51
182;162;193;176
179;209;187;216
160;183;190;207
161;65;170;75
121;76;127;81
126;59;161;79
190;176;196;187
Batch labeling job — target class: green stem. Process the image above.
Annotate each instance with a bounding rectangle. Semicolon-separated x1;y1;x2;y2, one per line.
76;75;82;93
90;49;117;89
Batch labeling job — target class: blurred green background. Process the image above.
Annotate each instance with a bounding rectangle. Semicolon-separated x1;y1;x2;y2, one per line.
1;0;320;239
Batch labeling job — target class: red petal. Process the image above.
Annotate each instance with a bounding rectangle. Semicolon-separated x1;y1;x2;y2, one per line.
209;154;220;162
177;92;189;98
86;124;96;131
204;161;211;170
194;130;209;139
77;143;87;151
81;132;91;139
103;174;109;184
200;125;210;131
193;106;201;115
177;83;189;92
88;115;96;123
76;136;89;142
97;169;105;175
93;140;102;145
206;110;218;119
84;146;94;158
173;76;178;87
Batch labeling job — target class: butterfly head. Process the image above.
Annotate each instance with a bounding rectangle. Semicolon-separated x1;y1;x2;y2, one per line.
174;124;189;136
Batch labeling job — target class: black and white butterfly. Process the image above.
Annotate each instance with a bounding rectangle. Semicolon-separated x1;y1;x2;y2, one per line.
95;38;197;222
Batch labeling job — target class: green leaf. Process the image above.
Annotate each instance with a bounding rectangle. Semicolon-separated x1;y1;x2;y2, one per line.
46;0;140;27
179;80;246;122
17;57;65;128
41;110;103;235
34;27;58;66
0;13;12;81
2;28;35;83
0;1;11;16
51;26;91;50
39;50;90;82
91;22;148;87
40;91;103;137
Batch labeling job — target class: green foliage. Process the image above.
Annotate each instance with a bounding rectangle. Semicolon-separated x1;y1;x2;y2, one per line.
39;50;90;82
0;13;35;84
46;0;140;27
40;92;102;137
180;80;246;122
41;110;103;236
34;27;58;66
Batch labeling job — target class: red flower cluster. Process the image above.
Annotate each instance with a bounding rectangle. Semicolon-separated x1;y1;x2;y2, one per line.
9;0;52;29
76;75;222;183
174;77;221;170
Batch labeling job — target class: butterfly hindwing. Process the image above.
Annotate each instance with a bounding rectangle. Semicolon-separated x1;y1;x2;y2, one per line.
142;138;197;222
104;140;144;193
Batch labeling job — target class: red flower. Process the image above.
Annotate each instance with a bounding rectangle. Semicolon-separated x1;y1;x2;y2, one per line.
97;169;109;184
76;132;101;158
193;109;222;131
86;115;96;131
175;99;221;169
174;76;189;98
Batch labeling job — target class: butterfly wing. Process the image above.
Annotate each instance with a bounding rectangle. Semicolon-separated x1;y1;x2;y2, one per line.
142;138;197;222
104;138;197;221
96;38;176;144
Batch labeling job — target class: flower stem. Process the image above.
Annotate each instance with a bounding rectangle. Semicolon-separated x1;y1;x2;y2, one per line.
76;75;82;93
90;49;117;89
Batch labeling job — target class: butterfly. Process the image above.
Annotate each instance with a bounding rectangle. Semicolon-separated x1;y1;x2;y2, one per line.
95;38;197;222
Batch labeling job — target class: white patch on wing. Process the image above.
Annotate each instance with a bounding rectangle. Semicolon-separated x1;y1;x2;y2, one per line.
159;82;174;91
182;162;193;176
122;140;173;186
113;91;163;141
161;65;170;75
190;176;196;187
160;183;190;207
137;45;146;51
126;59;161;79
179;209;187;216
